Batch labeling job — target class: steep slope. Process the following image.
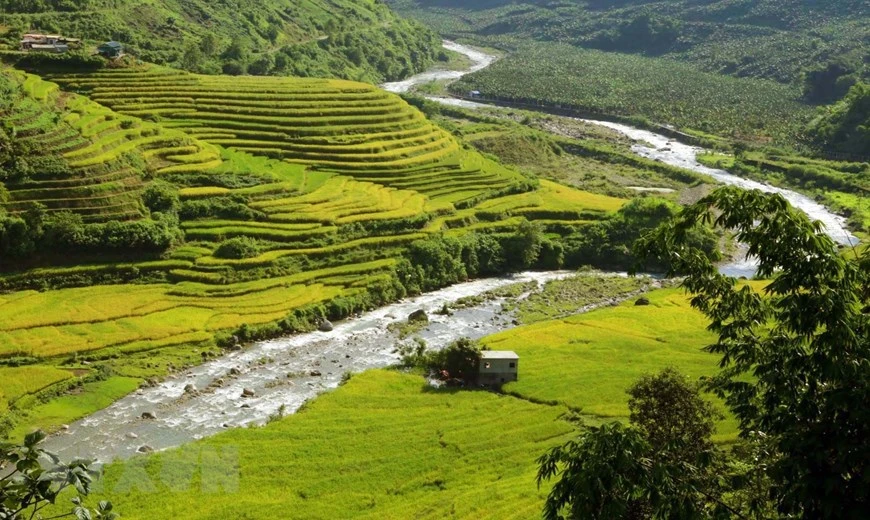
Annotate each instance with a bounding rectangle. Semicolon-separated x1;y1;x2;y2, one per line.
0;0;441;82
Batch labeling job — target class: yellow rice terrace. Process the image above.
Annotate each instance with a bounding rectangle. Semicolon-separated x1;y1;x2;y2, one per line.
0;62;641;438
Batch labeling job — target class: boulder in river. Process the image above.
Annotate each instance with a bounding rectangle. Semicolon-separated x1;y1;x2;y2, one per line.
310;370;322;377
408;309;428;324
141;412;157;420
137;445;154;454
184;384;197;394
229;367;242;376
635;297;651;306
319;320;334;332
126;432;139;440
242;388;255;398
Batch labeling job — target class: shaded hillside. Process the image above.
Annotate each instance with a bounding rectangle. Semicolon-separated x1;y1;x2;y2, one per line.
0;0;441;82
390;0;868;84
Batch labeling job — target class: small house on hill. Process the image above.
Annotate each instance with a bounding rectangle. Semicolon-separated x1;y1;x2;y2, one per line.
20;33;81;53
479;351;519;385
98;41;123;58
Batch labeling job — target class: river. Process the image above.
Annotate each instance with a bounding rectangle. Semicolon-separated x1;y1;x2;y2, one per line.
45;271;590;463
390;41;858;266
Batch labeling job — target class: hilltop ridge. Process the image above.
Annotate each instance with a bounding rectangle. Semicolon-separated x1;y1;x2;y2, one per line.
0;0;441;82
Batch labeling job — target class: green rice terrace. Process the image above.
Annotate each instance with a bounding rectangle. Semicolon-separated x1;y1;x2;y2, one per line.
0;63;631;437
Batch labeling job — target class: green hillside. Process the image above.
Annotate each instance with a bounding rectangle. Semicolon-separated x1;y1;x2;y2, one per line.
0;64;644;437
0;0;441;82
390;0;869;84
390;0;869;146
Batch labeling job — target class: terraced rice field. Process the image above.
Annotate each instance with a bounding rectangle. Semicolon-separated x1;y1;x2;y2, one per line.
94;369;575;520
0;259;398;359
1;70;221;221
49;66;527;206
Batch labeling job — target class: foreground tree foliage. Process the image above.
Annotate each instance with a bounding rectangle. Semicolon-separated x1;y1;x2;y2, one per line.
1;430;116;519
637;186;869;517
538;369;725;519
539;187;869;518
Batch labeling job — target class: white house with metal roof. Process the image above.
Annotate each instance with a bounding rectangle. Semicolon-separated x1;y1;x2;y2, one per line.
479;350;519;385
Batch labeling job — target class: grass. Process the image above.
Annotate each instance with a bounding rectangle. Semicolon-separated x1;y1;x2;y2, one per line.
8;377;143;440
513;273;655;324
481;286;748;440
91;370;575;520
0;260;397;359
0;366;74;413
77;285;752;518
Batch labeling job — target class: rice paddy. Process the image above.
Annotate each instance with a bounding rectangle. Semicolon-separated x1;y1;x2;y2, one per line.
81;285;738;519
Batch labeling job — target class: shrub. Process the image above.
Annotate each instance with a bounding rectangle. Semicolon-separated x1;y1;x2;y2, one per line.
214;236;262;259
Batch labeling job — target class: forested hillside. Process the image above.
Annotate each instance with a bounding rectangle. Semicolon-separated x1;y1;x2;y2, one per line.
0;0;442;82
390;0;868;85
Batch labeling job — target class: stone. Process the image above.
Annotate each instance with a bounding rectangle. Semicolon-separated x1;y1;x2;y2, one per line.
60;424;69;431
137;445;154;454
126;432;139;440
635;297;651;306
242;388;255;398
141;412;157;420
408;309;428;324
230;343;243;351
310;370;322;377
319;320;334;332
184;384;197;394
240;403;251;409
229;368;242;376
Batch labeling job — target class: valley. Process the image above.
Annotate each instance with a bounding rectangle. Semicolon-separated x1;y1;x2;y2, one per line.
1;2;868;518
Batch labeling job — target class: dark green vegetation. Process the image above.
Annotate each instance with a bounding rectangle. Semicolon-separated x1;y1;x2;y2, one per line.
698;149;870;236
390;0;868;84
452;44;813;142
631;186;870;517
0;0;442;82
1;430;118;520
538;369;724;519
392;0;868;148
809;82;870;156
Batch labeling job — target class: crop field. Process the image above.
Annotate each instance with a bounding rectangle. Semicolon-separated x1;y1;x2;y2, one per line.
0;259;401;359
452;43;814;142
480;286;769;440
0;64;635;437
1;69;222;221
92;369;575;520
47;66;530;206
83;285;740;519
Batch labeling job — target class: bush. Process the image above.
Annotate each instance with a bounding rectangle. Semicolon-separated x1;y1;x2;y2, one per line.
214;236;261;259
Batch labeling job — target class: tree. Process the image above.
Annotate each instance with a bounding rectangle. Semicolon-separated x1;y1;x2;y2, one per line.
199;33;220;57
636;186;870;517
180;41;203;71
627;367;719;464
0;430;118;519
537;369;725;520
